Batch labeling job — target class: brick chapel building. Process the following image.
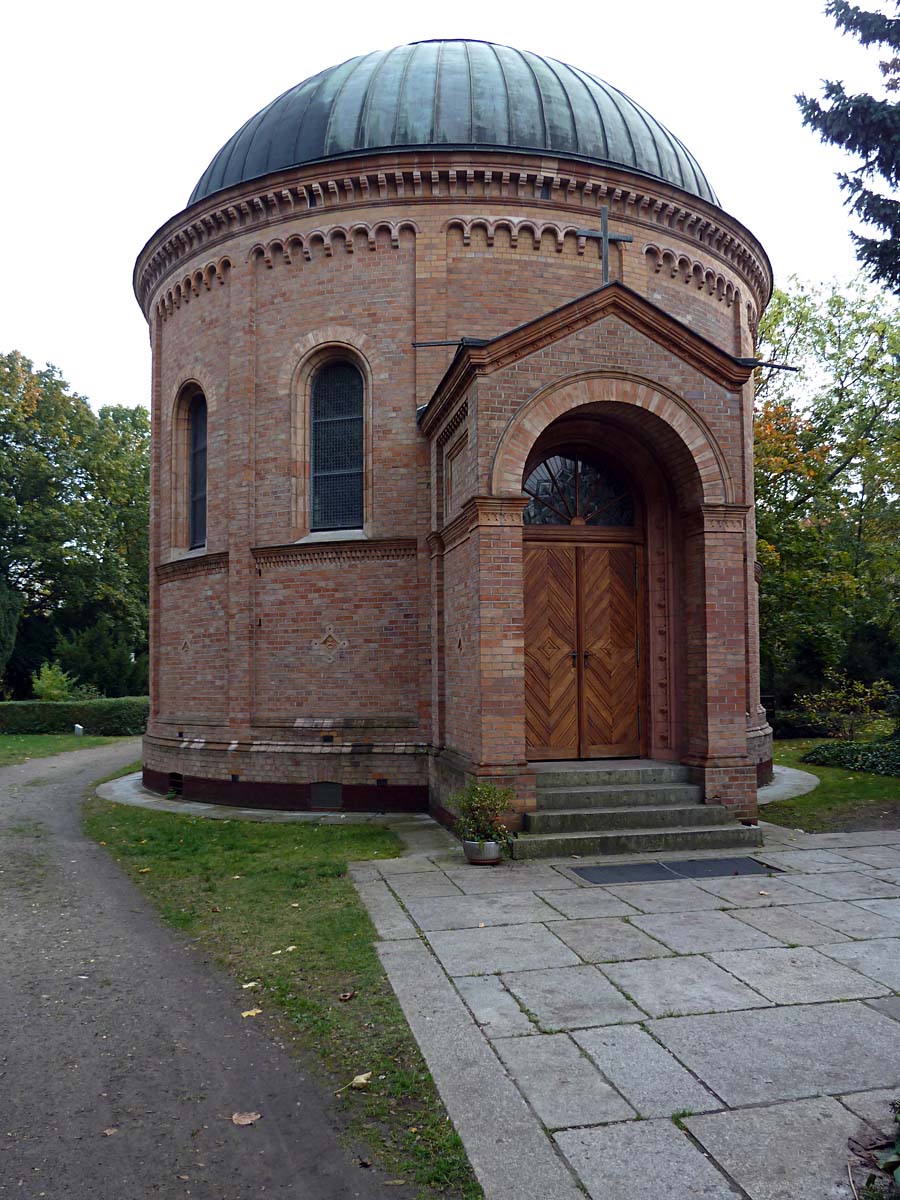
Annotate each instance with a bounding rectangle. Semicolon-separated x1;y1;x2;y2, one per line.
134;40;773;852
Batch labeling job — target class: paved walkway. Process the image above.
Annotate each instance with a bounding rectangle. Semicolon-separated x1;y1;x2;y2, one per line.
353;824;900;1200
0;744;414;1199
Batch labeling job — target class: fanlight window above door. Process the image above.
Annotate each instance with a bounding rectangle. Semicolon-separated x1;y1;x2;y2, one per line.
523;454;634;526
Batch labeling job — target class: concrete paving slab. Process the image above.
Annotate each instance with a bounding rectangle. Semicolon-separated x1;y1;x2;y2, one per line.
493;1033;636;1129
546;917;672;962
854;897;900;923
838;1088;900;1137
873;867;900;885
454;976;536;1039
602;880;728;913
425;922;579;977
838;847;900;870
600;955;770;1017
555;1120;735;1200
752;849;859;872
817;938;900;990
729;905;851;946
535;889;640;919
403;892;560;931
376;939;585;1200
376;856;442;875
795;831;900;849
573;1025;719;1117
867;995;900;1023
788;872;900;901
352;880;419;940
501;964;644;1029
709;946;890;1004
631;909;782;953
385;871;463;899
788;899;900;939
443;865;576;894
686;1097;859;1200
649;1002;900;1105
691;874;816;907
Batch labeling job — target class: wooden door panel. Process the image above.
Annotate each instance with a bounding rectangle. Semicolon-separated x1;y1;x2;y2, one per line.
524;544;579;759
579;545;641;757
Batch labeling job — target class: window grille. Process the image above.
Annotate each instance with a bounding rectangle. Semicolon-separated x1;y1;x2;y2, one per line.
188;394;207;547
523;453;634;527
311;362;363;530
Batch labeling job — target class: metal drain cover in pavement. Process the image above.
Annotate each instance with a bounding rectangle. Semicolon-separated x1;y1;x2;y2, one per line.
573;857;778;885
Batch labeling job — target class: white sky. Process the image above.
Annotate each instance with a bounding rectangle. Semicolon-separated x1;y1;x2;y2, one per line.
1;0;886;411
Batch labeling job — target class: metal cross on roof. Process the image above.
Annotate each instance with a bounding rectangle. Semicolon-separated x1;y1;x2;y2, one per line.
576;205;634;284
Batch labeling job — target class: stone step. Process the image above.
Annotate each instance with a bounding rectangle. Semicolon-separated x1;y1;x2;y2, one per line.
510;823;762;860
534;763;690;788
534;783;703;810
524;803;734;835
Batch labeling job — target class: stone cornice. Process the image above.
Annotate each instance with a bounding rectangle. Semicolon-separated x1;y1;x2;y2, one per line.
133;150;772;319
252;538;417;567
440;496;528;554
683;503;751;537
420;282;754;437
157;551;229;582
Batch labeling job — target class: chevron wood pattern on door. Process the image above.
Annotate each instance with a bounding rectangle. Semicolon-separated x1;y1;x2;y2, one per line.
524;541;642;760
580;545;641;756
524;544;579;759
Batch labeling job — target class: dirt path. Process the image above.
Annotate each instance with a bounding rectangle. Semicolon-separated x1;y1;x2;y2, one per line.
0;742;408;1199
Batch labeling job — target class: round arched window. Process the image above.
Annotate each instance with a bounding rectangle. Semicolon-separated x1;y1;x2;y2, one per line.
523;453;634;527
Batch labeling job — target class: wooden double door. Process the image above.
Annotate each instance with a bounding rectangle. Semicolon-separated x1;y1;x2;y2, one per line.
524;540;643;760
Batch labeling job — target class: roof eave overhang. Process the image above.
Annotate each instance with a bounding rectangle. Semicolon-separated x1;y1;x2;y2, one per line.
418;281;755;437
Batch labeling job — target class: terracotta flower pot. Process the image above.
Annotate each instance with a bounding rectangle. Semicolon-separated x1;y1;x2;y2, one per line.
463;839;501;866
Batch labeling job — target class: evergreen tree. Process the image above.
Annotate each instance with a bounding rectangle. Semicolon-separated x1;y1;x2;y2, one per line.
797;2;900;293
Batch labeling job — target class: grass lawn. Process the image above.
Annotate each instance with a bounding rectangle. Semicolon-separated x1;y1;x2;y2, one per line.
0;732;123;766
764;739;900;832
83;788;481;1199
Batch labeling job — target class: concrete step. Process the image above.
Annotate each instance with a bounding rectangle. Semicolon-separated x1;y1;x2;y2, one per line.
534;783;703;810
534;763;690;788
524;803;734;835
510;823;762;860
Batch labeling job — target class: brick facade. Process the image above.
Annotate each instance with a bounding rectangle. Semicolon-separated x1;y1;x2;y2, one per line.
135;147;773;816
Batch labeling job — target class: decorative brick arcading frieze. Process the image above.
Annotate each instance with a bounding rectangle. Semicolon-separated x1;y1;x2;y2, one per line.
436;401;469;447
154;258;232;323
644;244;739;307
247;219;419;268
252;538;417;568
156;551;229;583
134;155;771;317
446;216;598;256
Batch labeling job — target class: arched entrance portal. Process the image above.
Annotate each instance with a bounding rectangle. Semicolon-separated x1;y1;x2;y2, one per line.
522;450;644;760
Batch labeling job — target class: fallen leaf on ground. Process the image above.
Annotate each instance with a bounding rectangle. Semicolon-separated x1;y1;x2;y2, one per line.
231;1111;261;1126
758;890;770;896
290;902;300;908
102;1128;118;1137
211;905;221;912
138;867;151;874
241;981;260;989
478;922;485;928
241;1008;263;1018
271;949;282;956
357;1158;371;1168
285;945;297;952
177;1175;189;1181
335;1071;372;1094
384;1182;406;1187
338;991;356;1002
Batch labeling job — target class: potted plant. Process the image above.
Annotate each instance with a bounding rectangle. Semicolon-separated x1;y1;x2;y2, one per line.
452;780;515;865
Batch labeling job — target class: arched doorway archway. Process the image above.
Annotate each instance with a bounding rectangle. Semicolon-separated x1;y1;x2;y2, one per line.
522;447;645;760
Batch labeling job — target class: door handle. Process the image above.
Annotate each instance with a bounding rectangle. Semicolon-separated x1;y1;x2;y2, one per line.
583;650;592;665
570;651;578;667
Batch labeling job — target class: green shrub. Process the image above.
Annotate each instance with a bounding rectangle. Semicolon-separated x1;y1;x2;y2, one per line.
797;670;892;741
452;780;516;852
0;697;149;736
768;709;831;740
802;739;900;778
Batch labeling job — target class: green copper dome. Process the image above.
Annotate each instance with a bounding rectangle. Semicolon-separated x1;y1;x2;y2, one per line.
189;40;717;207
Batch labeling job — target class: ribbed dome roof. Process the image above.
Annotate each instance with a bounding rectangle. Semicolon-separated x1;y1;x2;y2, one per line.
189;40;717;207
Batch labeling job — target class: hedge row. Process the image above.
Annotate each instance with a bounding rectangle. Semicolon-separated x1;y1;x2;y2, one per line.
802;739;900;778
0;697;149;736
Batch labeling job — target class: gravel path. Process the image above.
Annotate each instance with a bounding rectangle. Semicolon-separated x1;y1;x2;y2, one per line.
0;741;408;1199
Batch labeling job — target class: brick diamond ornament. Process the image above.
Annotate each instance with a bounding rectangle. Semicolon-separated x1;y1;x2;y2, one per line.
311;624;348;663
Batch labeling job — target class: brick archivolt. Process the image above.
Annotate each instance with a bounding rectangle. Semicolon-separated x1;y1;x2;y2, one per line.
446;217;597;255
490;372;732;505
134;156;771;318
